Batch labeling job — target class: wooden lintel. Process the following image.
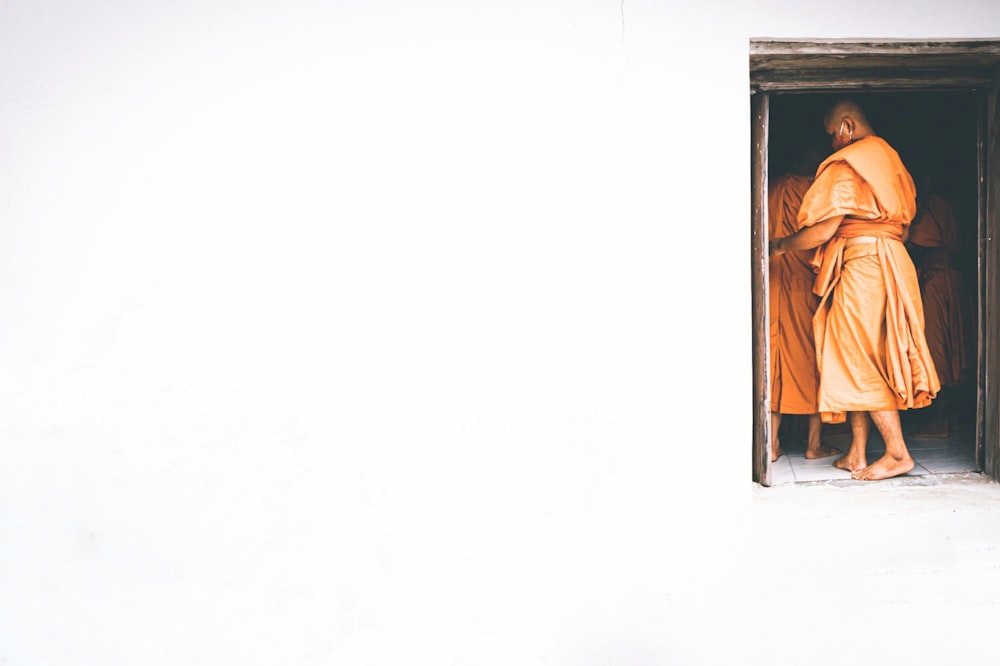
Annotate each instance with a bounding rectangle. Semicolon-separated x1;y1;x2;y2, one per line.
750;39;1000;57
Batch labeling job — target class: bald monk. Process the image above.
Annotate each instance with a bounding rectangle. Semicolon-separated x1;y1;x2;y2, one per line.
907;175;968;437
768;148;840;462
769;99;940;481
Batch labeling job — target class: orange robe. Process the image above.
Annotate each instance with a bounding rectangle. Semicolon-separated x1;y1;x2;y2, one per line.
908;194;967;386
797;136;940;424
769;173;820;414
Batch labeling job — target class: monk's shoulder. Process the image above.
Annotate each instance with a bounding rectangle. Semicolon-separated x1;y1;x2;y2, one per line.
811;160;861;192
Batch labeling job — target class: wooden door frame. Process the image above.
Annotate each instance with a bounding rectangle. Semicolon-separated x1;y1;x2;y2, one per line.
749;39;1000;485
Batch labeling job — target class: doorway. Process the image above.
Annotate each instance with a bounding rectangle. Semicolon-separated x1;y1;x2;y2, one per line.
750;40;1000;486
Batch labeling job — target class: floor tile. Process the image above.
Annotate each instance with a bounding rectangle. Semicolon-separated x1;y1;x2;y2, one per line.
770;455;796;485
771;425;977;484
906;436;953;450
787;456;932;482
912;449;978;473
948;431;977;452
787;459;852;482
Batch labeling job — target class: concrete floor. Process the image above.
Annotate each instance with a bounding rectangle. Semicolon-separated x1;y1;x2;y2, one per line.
4;455;998;666
498;472;1000;666
737;473;1000;666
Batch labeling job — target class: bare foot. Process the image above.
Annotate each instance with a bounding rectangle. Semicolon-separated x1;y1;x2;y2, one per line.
851;454;915;481
834;452;866;472
804;442;841;459
771;445;784;462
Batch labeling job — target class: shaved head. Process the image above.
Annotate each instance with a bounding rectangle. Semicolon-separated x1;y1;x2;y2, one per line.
825;99;871;128
824;99;875;150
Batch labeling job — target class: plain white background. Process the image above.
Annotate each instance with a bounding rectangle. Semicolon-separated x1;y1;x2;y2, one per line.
2;1;1000;663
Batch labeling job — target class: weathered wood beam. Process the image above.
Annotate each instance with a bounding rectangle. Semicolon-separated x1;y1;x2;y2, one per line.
749;39;1000;92
984;63;1000;480
750;39;1000;57
975;97;987;472
751;92;771;486
751;68;995;92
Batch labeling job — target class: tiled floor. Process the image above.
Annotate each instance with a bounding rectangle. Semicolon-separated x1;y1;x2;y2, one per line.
770;426;979;485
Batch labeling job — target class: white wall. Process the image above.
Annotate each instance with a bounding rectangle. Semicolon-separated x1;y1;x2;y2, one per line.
1;1;999;664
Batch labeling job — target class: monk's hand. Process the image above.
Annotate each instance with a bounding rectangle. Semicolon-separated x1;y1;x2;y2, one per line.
768;237;785;257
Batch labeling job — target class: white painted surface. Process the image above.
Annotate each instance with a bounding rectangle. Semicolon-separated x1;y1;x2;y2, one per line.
1;2;999;663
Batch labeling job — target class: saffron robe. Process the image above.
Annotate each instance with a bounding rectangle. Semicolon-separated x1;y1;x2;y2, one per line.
769;173;821;414
908;194;967;386
797;136;940;424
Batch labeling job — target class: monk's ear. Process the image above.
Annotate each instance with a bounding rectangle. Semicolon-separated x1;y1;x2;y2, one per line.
841;117;855;141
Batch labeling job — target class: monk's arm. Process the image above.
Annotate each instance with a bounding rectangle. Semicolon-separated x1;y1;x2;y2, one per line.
768;216;843;257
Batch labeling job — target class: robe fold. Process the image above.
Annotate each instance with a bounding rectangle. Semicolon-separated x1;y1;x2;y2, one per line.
796;136;940;424
908;194;967;387
768;174;820;414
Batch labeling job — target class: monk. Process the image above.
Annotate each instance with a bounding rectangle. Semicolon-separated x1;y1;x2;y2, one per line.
769;99;940;481
907;174;968;437
768;147;840;462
